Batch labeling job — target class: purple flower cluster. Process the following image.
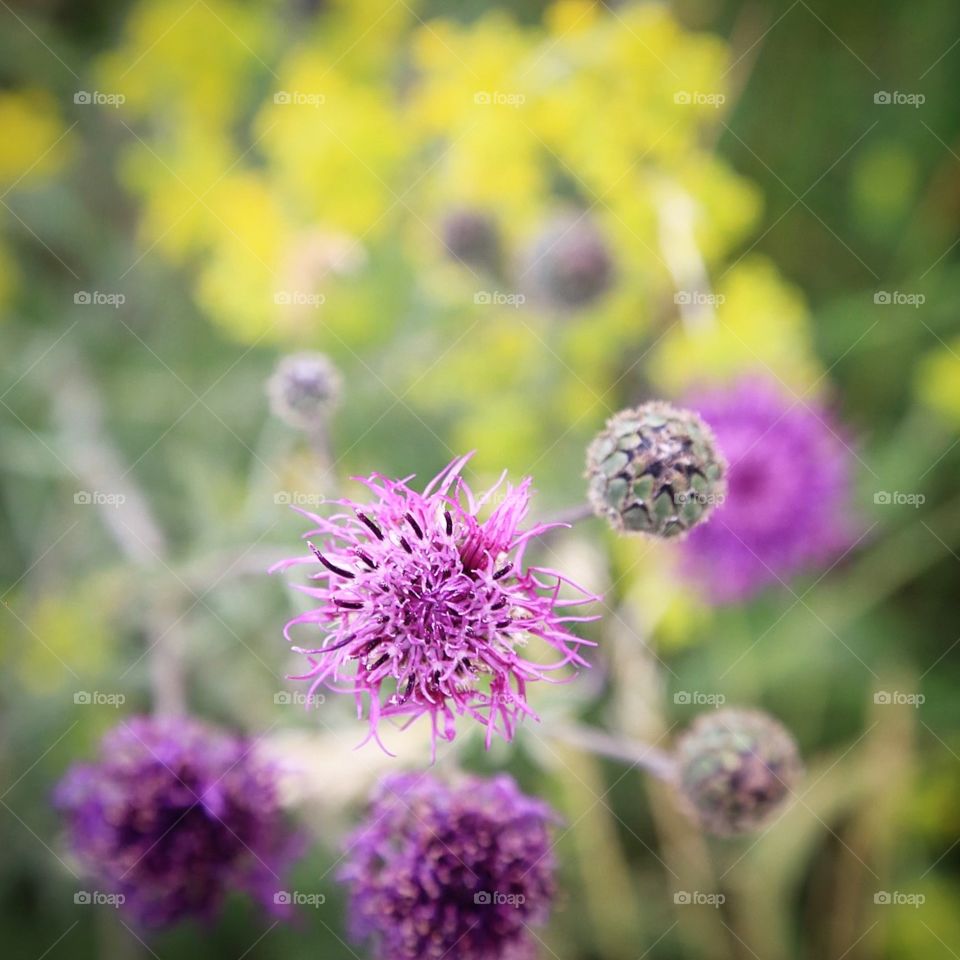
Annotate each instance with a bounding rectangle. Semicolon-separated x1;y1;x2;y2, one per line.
273;455;598;754
340;772;558;960
54;716;299;927
681;378;856;603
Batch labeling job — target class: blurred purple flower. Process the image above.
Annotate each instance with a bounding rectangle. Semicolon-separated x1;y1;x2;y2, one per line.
681;378;856;603
272;454;598;755
54;716;299;928
340;772;558;960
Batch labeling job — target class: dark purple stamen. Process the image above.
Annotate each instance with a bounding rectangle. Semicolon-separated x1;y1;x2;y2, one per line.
444;511;453;535
357;511;384;541
335;599;365;609
309;542;356;579
493;563;512;580
355;548;378;569
405;513;423;539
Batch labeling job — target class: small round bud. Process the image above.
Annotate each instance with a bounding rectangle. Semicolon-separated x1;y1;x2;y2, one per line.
267;352;341;429
526;213;614;309
441;208;502;275
674;708;803;836
586;401;726;538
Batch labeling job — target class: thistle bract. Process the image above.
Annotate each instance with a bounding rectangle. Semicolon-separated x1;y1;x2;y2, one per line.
340;772;558;960
273;455;598;754
586;401;727;538
675;708;803;836
54;716;299;927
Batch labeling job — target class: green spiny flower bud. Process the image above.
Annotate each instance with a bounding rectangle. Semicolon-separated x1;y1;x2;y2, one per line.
674;708;803;836
267;352;342;430
586;401;726;538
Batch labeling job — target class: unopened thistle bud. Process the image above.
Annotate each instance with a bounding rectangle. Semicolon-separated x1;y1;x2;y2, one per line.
586;401;726;538
267;352;341;430
674;708;803;836
526;213;614;309
441;208;502;275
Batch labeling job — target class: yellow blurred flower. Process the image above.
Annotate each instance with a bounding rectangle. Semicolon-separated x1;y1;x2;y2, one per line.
649;255;821;394
0;88;70;186
916;340;960;425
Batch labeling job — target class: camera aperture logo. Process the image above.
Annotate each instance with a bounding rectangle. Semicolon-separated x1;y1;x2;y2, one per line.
674;891;725;907
74;291;126;308
674;691;726;707
74;490;126;508
74;891;125;907
74;691;126;708
674;91;725;108
873;491;924;508
274;691;325;708
273;91;326;107
874;891;925;907
274;290;325;307
274;491;326;506
273;890;325;907
874;291;924;308
474;890;526;907
74;91;126;108
874;691;924;708
873;91;925;108
474;290;525;308
473;91;526;108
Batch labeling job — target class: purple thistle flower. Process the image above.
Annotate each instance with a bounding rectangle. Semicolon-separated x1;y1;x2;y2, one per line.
54;716;300;928
340;772;558;960
273;455;598;755
681;378;856;603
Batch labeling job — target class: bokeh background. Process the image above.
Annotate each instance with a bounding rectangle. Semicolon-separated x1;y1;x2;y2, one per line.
2;0;960;957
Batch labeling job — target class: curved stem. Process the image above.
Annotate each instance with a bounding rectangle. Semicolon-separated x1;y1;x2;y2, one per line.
550;722;677;782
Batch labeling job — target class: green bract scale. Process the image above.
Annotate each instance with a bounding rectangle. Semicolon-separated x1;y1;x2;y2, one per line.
674;709;803;837
586;401;727;538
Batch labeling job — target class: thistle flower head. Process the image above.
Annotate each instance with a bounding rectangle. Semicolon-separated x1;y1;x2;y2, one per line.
340;772;558;960
53;716;299;927
675;708;803;836
586;401;727;538
680;378;856;602
267;352;342;429
526;212;614;309
272;455;598;755
441;207;502;275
